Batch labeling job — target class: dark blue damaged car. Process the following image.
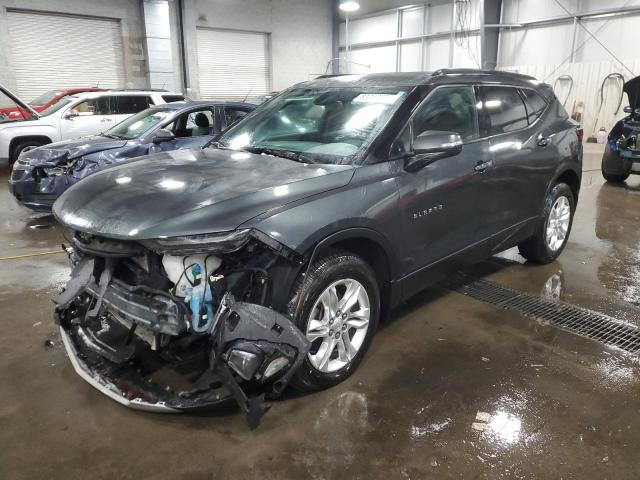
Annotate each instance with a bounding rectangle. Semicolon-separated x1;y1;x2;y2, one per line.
9;100;254;211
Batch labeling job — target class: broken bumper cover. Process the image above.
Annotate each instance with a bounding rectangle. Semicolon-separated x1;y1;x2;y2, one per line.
60;326;184;412
54;256;310;427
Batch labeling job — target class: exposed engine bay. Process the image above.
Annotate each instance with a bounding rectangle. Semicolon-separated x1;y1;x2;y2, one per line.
54;229;309;429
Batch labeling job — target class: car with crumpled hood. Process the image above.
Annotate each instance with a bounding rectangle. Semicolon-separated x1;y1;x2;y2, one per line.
9;100;254;211
51;70;582;428
602;75;640;182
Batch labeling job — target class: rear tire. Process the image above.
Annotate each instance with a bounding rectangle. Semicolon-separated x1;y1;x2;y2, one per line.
11;140;45;163
288;251;379;392
601;167;629;183
518;182;575;264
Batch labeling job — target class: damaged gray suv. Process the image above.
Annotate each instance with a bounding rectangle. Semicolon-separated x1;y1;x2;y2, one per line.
52;70;583;427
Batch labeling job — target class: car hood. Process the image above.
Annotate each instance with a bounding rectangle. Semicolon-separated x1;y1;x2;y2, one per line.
21;136;128;166
624;76;640;110
53;148;355;239
0;84;39;120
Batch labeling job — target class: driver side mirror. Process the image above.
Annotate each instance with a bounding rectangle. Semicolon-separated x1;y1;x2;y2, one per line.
405;131;463;172
624;106;633;114
63;110;79;119
152;128;176;143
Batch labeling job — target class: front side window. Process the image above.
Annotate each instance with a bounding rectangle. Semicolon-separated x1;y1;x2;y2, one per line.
413;85;479;141
479;86;528;135
115;96;152;114
71;97;111;116
390;85;478;158
106;107;174;140
218;87;408;164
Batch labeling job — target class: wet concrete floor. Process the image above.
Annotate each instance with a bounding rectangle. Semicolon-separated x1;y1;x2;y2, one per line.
2;144;640;479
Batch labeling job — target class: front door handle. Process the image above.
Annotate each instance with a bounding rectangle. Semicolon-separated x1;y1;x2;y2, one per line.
474;160;492;172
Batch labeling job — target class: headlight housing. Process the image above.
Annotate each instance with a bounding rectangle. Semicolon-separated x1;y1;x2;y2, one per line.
141;229;251;254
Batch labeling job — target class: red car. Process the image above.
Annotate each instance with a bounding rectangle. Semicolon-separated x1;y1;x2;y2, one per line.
0;87;105;121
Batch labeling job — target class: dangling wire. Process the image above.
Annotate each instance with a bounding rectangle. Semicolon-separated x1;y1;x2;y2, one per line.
591;72;625;136
553;75;574;107
454;0;481;69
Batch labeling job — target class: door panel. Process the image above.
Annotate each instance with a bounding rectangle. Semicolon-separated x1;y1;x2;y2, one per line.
477;86;558;242
397;139;492;275
148;108;216;154
395;85;495;277
61;97;112;139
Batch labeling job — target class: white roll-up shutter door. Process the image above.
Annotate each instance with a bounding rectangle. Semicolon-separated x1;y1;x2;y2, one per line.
197;28;270;100
6;11;126;101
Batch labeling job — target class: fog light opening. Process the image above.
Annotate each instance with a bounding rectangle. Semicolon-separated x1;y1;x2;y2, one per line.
227;349;260;381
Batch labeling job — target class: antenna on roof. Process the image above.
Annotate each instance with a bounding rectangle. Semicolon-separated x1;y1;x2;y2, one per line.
242;87;253;103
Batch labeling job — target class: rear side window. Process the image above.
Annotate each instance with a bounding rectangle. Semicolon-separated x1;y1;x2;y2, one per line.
115;95;152;114
162;95;185;103
479;86;528;135
224;107;250;127
520;89;547;124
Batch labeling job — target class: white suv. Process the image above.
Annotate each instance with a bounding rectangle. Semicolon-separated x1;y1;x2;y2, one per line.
0;89;184;163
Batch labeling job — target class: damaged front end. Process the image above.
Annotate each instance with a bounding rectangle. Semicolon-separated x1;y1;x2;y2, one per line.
54;229;309;429
10;141;129;211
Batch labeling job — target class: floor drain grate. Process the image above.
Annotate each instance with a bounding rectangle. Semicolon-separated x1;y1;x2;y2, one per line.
441;274;640;353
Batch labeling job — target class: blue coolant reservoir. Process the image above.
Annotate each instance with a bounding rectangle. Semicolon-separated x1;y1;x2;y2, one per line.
188;264;214;333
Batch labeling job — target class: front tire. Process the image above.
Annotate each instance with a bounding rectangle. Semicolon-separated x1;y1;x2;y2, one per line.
518;182;575;264
288;251;380;392
11;140;45;163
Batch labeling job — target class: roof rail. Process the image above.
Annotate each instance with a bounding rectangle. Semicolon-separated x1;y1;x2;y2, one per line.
432;68;537;81
105;88;170;92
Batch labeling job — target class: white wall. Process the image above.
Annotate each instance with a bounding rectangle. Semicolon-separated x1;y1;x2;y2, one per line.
498;0;640;65
339;0;482;74
183;0;333;97
498;0;640;137
0;0;149;94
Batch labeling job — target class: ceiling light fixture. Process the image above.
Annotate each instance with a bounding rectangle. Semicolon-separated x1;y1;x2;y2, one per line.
339;1;360;13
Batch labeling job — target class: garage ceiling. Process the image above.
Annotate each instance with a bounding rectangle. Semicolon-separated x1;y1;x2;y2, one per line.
6;11;126;101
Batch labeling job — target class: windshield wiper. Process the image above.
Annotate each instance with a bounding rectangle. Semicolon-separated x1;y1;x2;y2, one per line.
100;133;124;139
243;146;313;164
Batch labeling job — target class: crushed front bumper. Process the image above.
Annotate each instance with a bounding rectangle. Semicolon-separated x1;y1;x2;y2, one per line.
55;255;310;428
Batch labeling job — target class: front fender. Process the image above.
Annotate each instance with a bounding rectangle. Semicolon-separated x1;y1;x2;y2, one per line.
0;123;60;157
244;162;404;280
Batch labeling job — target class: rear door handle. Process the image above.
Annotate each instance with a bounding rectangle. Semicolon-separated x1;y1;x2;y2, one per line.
474;160;493;172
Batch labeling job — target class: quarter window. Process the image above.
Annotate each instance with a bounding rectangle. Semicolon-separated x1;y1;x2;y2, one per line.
520;88;547;124
115;96;152;114
479;86;528;135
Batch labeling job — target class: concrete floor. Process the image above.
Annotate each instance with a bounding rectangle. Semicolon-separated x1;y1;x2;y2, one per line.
2;143;640;479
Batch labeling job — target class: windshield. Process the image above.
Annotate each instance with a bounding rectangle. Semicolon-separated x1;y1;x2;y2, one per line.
105;107;174;140
40;97;73;117
218;87;409;164
31;90;62;107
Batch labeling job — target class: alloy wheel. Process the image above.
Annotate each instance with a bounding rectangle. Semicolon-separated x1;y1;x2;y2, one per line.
545;195;571;252
305;279;370;373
